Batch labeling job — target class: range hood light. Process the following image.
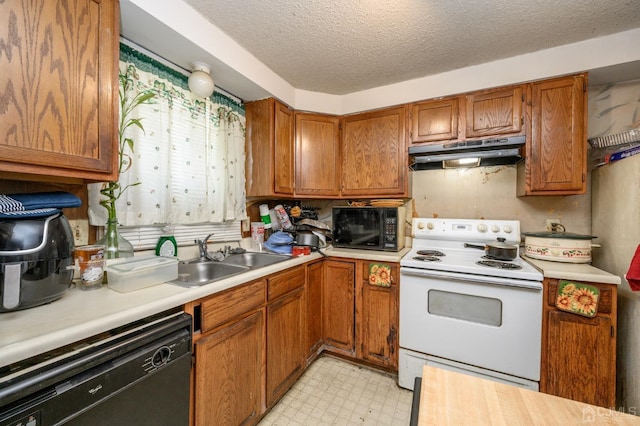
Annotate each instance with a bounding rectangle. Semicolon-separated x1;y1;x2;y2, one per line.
443;157;481;169
408;135;526;170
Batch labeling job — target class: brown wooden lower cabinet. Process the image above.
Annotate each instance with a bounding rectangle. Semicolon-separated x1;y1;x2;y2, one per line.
323;258;400;370
540;278;617;408
266;286;305;407
323;259;356;353
358;262;399;370
194;310;264;426
306;260;324;360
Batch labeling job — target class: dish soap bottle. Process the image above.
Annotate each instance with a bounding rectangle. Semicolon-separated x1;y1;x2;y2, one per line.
156;226;178;257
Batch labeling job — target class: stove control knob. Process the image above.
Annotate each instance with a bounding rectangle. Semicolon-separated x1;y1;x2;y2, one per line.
503;225;513;233
417;222;425;230
477;224;488;233
426;222;434;230
491;225;500;233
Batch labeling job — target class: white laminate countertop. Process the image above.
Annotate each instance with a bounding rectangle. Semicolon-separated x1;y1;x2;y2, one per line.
0;247;408;368
523;256;621;285
0;253;321;368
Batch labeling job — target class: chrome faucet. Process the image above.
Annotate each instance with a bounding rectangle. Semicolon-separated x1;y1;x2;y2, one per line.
196;233;216;260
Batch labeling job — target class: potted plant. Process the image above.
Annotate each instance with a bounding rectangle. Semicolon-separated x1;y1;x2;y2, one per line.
97;69;155;258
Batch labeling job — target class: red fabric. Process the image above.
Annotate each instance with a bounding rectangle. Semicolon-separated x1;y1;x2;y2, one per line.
626;244;640;291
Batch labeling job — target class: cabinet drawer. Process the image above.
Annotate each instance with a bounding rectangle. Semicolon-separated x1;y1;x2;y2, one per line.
268;265;306;300
201;280;266;332
546;279;614;314
361;262;399;286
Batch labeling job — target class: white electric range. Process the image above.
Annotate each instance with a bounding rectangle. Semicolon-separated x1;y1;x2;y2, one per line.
399;218;543;391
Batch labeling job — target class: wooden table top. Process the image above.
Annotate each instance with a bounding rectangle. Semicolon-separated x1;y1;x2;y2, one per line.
418;366;639;425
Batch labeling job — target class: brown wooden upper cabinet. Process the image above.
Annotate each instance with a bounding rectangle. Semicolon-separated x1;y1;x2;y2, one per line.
245;98;295;197
410;97;459;144
0;0;119;182
465;86;525;138
294;112;341;197
341;106;408;198
517;74;587;196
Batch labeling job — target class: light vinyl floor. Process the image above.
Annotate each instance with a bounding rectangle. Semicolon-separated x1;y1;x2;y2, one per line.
259;356;413;425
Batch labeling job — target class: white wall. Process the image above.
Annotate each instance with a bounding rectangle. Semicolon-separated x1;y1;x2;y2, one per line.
590;80;640;413
410;166;591;237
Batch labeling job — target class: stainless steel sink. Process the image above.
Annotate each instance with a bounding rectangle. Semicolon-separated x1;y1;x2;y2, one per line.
170;260;249;287
221;252;291;268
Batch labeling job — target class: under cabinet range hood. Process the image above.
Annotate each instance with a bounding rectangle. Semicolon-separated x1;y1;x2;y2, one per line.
409;135;525;170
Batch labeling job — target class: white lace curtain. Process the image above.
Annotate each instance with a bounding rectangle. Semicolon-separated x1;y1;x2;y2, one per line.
88;53;247;227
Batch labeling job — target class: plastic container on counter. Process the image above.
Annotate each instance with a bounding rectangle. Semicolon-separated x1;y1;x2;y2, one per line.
105;256;178;292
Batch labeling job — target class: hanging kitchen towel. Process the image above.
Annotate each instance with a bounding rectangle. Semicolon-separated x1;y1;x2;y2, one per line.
555;280;600;317
0;192;81;219
369;263;392;287
625;244;640;291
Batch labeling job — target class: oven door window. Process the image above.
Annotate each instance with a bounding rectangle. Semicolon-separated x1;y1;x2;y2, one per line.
428;289;502;326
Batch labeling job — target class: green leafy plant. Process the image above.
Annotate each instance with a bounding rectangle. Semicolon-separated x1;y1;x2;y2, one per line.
99;70;155;220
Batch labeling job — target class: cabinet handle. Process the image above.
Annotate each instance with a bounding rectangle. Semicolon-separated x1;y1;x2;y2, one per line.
611;326;615;338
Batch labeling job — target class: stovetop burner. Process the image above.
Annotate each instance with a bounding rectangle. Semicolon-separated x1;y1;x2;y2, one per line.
477;259;523;270
416;250;445;257
413;255;442;262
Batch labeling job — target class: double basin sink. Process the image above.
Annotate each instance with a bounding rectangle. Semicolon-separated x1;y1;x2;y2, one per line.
170;252;291;287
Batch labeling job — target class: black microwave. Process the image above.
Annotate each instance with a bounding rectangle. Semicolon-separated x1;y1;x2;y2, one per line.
332;206;405;252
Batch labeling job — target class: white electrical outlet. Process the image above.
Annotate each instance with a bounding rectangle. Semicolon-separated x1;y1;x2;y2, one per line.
68;219;89;246
546;218;560;231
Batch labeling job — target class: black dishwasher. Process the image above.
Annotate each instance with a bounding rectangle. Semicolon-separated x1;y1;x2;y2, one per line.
0;310;192;426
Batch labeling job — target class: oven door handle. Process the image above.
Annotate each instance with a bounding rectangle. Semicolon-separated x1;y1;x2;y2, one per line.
400;267;543;291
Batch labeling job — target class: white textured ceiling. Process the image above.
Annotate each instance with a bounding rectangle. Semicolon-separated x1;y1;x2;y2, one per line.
182;0;640;95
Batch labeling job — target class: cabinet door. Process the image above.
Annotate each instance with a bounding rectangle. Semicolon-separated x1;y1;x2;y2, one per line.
294;112;340;197
543;310;615;408
525;75;586;195
194;310;264;426
465;86;524;138
266;287;305;407
306;260;324;359
0;0;119;181
245;98;294;197
323;260;355;353
410;98;459;144
341;106;408;197
274;101;295;194
358;262;399;369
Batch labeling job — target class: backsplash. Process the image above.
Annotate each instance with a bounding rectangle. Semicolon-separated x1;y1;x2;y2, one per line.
410;165;591;237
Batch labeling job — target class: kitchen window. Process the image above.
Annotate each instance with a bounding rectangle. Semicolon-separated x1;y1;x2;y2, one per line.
88;43;247;248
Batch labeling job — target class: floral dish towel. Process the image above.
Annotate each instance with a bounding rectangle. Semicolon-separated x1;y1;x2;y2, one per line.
556;280;599;317
369;263;392;287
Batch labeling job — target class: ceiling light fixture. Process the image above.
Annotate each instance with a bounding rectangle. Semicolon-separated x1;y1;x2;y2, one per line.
188;62;215;98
